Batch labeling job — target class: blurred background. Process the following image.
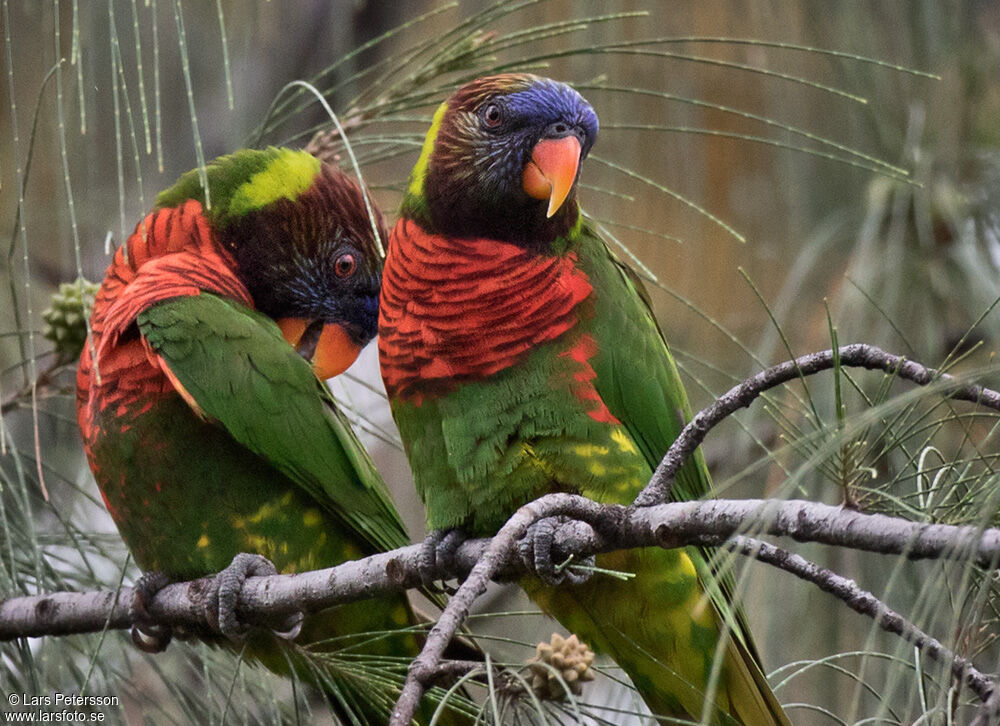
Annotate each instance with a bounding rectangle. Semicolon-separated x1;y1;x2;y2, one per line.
3;1;1000;723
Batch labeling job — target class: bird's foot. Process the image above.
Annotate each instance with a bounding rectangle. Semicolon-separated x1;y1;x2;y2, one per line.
419;529;467;590
205;553;304;642
130;571;173;653
518;516;595;586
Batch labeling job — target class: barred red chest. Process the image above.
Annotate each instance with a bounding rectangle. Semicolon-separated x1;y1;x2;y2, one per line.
378;219;594;400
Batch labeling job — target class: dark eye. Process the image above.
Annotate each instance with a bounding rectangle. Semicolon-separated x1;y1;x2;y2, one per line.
334;253;356;278
482;103;503;128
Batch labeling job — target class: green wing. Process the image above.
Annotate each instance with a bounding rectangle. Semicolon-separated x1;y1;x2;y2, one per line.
580;222;763;654
581;224;712;505
137;293;409;555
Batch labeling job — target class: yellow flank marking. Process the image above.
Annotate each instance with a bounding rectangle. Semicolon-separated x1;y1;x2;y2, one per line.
242;534;269;553
196;534;210;548
302;509;322;527
588;461;606;477
616;476;645;494
520;441;561;481
229;148;320;216
391;605;409;626
611;429;639;455
573;443;609;459
407;102;448;199
677;550;697;579
244;496;288;525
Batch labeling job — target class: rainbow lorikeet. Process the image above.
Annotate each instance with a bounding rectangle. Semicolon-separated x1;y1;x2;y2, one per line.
378;75;789;724
76;148;466;724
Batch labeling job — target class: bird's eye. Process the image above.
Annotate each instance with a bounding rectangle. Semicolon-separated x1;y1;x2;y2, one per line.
482;103;503;128
334;253;356;278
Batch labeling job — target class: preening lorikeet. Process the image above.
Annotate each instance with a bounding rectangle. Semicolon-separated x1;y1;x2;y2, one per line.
379;75;790;724
76;148;466;724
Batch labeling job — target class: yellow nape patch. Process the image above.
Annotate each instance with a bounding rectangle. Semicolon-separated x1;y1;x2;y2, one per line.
407;101;448;199
196;534;210;548
229;148;321;216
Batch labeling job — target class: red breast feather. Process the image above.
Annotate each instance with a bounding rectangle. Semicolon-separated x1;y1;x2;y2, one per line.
379;219;593;402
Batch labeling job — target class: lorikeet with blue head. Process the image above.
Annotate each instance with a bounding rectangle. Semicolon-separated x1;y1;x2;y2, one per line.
76;147;471;724
378;74;790;724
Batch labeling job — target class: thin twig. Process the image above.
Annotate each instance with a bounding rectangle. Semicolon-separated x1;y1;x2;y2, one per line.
721;535;995;702
391;494;605;726
0;358;64;415
635;343;1000;507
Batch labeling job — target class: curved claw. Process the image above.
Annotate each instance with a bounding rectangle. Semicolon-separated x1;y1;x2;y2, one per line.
130;571;173;653
271;611;305;641
419;529;467;590
130;623;173;653
518;517;595;586
206;553;303;642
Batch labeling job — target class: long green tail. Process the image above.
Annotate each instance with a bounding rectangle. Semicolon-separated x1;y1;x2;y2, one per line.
525;546;789;725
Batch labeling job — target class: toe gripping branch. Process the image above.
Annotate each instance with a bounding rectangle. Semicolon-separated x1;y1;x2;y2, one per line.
204;553;304;642
518;516;597;586
130;554;305;652
419;529;468;592
130;571;173;653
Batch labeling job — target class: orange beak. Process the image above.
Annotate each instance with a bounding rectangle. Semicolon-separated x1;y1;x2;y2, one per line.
277;317;361;380
521;135;582;218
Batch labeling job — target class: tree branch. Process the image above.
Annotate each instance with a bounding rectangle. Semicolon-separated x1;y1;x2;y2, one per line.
8;495;996;723
7;498;998;643
0;358;66;415
634;343;1000;507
